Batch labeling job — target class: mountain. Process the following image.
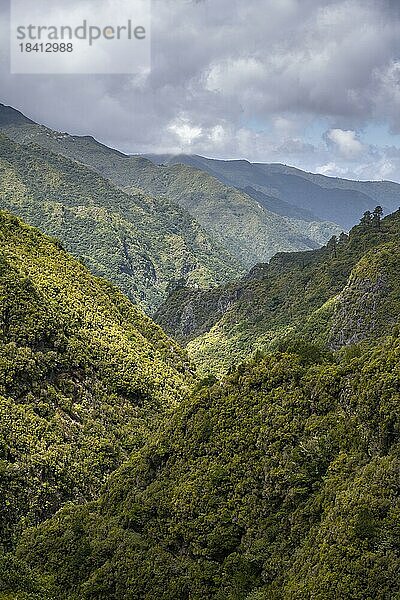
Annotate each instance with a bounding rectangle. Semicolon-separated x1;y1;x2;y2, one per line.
156;210;400;374
256;162;400;212
0;208;399;599
13;308;400;599
0;210;192;552
0;134;242;313
117;161;342;268
144;154;400;229
0;104;343;270
1;105;400;600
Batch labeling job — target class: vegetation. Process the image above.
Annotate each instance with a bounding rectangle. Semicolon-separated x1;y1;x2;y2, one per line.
0;103;400;599
121;162;343;268
0;104;343;269
0;208;397;599
156;210;400;374
0;210;191;553
0;134;241;313
144;153;400;228
12;331;400;599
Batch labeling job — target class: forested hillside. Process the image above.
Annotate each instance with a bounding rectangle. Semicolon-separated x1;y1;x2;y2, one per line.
0;104;343;267
146;153;400;229
0;211;191;554
0;104;399;600
157;210;400;374
0;135;241;312
0;208;399;600
11;319;400;599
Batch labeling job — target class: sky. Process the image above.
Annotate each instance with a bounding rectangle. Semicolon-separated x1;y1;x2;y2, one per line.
1;0;400;181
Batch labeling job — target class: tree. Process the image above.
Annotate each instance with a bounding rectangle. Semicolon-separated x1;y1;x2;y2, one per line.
327;235;338;258
373;206;383;228
360;211;373;226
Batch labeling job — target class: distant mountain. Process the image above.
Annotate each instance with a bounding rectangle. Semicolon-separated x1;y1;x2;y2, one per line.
0;104;343;271
117;160;343;268
0;132;242;313
156;210;400;374
2;109;400;600
144;153;400;229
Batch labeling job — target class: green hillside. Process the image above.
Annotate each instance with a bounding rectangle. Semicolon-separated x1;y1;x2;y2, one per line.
12;325;400;599
0;104;400;600
0;135;241;313
0;104;343;267
122;162;339;268
0;211;191;553
156;210;400;374
0;208;399;600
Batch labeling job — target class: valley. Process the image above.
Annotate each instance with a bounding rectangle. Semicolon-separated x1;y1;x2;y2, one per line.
0;103;399;600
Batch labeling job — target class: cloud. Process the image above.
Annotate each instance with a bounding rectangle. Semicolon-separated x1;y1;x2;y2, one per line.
326;129;365;159
168;118;203;147
0;0;399;179
317;162;349;177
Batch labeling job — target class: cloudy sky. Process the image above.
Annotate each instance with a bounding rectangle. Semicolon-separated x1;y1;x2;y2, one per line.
1;0;400;180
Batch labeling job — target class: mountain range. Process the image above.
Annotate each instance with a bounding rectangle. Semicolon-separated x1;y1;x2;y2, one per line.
0;114;243;312
144;153;400;229
0;102;400;600
0;104;357;297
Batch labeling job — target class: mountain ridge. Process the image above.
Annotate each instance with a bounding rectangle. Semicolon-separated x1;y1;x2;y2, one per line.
0;103;345;269
156;209;400;374
144;153;400;229
0;133;242;312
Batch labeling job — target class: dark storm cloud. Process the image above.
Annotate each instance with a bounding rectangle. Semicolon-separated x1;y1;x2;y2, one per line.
0;0;400;179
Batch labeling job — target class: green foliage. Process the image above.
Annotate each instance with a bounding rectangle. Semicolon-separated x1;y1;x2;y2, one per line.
0;105;400;600
157;210;400;374
0;135;240;312
0;211;191;553
149;154;400;228
15;335;400;599
0;106;343;272
121;162;342;268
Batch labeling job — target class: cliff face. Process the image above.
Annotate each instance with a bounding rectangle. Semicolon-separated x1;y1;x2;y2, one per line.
329;243;400;349
154;285;244;343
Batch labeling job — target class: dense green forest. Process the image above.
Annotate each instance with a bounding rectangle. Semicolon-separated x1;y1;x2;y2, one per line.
7;308;400;599
157;209;400;374
0;210;398;599
0;107;399;598
0;211;192;556
0;134;241;312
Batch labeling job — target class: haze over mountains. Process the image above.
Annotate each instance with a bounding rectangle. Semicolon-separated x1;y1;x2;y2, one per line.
0;105;244;311
1;102;399;316
145;153;400;230
0;104;346;274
